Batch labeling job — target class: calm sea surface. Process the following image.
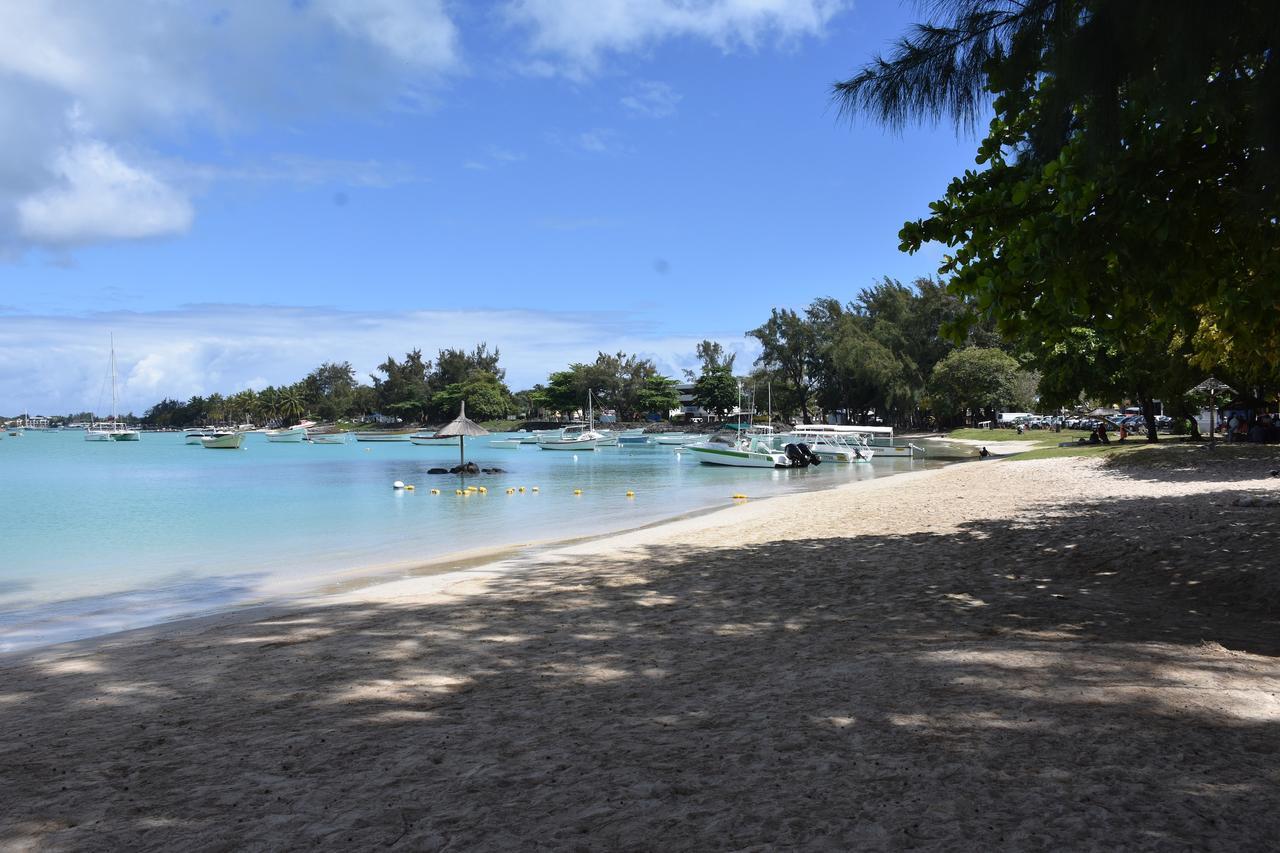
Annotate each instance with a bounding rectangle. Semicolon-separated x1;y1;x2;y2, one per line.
0;430;945;652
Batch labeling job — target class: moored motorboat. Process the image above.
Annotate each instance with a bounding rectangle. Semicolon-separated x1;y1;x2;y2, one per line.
307;432;348;445
264;426;307;443
184;428;217;445
200;432;245;449
353;431;415;442
783;426;875;463
683;431;794;468
409;433;462;447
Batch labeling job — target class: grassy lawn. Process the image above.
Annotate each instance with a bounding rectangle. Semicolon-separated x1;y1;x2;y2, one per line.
948;427;1094;448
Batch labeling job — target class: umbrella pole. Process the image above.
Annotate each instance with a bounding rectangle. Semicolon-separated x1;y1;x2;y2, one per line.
459;436;465;469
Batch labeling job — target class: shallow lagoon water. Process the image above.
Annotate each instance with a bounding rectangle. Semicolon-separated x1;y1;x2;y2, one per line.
0;430;944;651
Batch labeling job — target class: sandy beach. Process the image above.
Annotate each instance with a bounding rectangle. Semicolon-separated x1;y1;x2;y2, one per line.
3;446;1279;851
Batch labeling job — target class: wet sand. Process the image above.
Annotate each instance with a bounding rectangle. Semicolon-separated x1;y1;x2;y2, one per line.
2;445;1278;850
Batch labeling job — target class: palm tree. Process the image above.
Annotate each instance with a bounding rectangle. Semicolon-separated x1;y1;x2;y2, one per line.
278;387;305;427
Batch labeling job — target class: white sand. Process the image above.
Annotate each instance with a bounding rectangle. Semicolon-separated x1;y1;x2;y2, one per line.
2;445;1278;851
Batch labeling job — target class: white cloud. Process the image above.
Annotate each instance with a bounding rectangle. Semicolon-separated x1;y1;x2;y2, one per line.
621;81;682;118
18;141;193;245
0;1;461;253
0;305;758;416
505;0;846;77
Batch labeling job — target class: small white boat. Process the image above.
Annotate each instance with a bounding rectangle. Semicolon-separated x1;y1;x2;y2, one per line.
184;428;217;445
353;431;415;442
488;438;522;449
784;427;875;463
683;432;793;468
654;433;700;445
200;432;245;449
307;432;348;445
618;433;653;445
816;425;923;458
538;424;601;451
265;426;307;443
409;433;462;447
538;393;607;451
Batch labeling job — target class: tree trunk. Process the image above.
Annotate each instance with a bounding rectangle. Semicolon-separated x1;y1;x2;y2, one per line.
1140;395;1159;442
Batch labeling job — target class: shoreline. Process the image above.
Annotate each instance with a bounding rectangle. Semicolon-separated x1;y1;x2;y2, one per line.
3;461;953;665
2;449;1278;848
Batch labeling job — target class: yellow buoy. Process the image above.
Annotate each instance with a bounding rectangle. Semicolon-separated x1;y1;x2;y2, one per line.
625;491;635;497
518;486;525;493
531;486;539;492
405;485;415;491
573;489;582;495
732;493;748;500
455;489;463;495
430;489;440;495
478;487;487;493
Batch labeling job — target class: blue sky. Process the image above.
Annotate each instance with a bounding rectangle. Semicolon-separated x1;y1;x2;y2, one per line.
0;1;981;415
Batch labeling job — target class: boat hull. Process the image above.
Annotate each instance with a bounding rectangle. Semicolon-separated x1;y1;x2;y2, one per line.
538;439;600;451
684;445;787;468
200;433;245;449
353;432;414;442
409;435;461;446
265;428;307;443
307;433;348;444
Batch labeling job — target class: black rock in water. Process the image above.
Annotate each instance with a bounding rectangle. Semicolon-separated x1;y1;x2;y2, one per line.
427;468;450;475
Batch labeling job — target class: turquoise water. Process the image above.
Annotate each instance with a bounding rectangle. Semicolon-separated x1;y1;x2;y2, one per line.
0;430;941;651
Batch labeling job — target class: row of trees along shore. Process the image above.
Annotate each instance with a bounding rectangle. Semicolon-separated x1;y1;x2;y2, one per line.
141;277;1051;431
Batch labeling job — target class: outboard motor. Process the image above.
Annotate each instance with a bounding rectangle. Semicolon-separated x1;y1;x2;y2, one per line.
783;442;821;467
783;443;808;467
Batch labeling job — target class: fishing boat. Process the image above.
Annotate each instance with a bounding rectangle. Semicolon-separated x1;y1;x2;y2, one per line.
306;432;348;445
184;428;217;445
409;433;461;447
86;336;140;442
264;426;307;443
200;432;245;449
654;433;700;446
353;430;415;442
683;431;794;468
783;426;875;463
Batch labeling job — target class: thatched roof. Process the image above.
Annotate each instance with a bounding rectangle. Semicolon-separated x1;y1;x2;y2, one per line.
434;401;490;438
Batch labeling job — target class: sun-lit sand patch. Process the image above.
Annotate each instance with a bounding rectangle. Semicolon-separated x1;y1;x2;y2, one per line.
40;657;105;675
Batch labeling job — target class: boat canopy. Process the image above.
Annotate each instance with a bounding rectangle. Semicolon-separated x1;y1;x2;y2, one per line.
789;424;894;436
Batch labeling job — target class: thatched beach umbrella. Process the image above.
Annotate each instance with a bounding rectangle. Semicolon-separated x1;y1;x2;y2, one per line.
1188;377;1235;445
434;400;490;468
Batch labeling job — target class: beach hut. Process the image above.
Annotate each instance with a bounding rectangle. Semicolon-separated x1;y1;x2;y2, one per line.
434;401;490;469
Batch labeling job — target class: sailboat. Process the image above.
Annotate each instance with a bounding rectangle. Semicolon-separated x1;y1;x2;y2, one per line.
538;391;606;451
86;336;140;442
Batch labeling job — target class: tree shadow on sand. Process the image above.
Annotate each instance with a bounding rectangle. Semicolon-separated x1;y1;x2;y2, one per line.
1;493;1278;851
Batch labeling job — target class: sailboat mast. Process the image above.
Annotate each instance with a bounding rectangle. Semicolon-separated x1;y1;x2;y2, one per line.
110;333;118;423
587;390;594;431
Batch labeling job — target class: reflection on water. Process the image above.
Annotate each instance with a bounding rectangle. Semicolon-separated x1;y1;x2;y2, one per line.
0;430;948;651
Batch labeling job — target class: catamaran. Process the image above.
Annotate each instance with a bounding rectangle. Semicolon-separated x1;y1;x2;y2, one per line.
86;336;140;442
834;425;924;458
